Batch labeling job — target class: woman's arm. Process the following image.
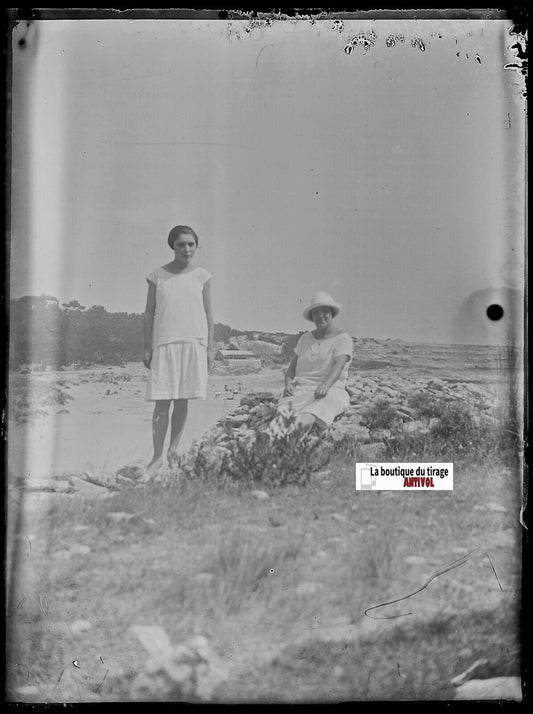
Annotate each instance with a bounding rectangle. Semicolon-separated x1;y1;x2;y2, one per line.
202;279;214;369
143;281;156;368
283;354;298;396
315;355;350;398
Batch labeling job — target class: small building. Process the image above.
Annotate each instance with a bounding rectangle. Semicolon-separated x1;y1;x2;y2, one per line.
216;349;261;367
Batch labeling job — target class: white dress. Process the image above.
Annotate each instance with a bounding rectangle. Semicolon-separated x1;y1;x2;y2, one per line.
276;331;352;426
145;266;211;401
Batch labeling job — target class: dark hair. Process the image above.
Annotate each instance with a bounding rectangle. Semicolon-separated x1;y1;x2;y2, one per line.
168;225;199;249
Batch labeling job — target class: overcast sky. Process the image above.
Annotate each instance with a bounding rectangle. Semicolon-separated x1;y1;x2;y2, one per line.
9;17;526;344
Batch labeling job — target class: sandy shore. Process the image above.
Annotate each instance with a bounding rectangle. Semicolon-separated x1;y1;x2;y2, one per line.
7;363;285;482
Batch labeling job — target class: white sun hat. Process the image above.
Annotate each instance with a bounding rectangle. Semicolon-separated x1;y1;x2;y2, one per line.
302;291;341;321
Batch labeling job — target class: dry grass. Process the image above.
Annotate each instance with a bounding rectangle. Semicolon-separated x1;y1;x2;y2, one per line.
6;449;523;703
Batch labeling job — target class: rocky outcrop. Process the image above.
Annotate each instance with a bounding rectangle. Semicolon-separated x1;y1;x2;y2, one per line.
12;370;507;499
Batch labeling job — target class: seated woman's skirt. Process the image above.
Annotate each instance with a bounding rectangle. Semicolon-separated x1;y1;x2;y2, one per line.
276;384;349;427
146;341;207;401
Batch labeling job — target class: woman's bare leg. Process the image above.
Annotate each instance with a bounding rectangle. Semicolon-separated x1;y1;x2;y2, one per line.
167;399;189;465
148;400;171;468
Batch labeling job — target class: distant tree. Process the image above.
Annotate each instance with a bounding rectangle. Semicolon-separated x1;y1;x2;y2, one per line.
214;323;233;342
10;297;145;368
62;299;86;310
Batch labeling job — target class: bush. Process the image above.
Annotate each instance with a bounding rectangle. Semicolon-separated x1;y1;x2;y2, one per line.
407;393;448;420
382;399;518;464
429;400;479;448
223;426;322;487
180;412;326;487
360;399;400;431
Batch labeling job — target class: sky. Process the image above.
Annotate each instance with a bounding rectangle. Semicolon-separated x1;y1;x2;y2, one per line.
8;16;526;345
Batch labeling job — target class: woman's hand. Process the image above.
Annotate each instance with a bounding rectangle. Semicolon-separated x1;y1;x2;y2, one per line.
207;348;214;370
314;383;330;399
143;348;152;369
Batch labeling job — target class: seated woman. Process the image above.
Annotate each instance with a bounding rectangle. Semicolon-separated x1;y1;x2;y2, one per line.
274;291;353;431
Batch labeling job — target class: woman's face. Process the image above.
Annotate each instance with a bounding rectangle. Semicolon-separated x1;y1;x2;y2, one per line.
311;306;334;328
172;234;197;265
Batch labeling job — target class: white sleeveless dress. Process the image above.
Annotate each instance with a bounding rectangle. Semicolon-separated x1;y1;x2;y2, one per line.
145;266;211;400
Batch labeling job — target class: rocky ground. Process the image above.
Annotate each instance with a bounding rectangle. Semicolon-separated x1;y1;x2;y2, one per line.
7;338;519;497
6;339;525;703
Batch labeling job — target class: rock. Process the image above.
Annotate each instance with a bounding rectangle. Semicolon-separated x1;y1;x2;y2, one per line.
71;619;92;634
107;511;137;523
240;392;275;407
116;465;144;481
403;555;426;565
251;490;270;500
378;386;398;398
372;428;392;440
451;547;469;556
350;425;371;442
226;414;250;427
70;544;91;555
296;581;321;597
357;442;387;460
397;406;416;417
491;530;515;548
330;512;347;522
106;511;155;532
116;474;140;489
485;503;507;513
15;685;40;697
454;676;521;701
129;627;228;701
402;420;430;434
52;549;72;560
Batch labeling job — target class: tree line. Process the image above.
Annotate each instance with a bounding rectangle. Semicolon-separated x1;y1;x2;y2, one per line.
8;295;296;369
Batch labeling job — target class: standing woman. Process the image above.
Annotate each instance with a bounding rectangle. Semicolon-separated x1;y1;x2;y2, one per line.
143;225;214;468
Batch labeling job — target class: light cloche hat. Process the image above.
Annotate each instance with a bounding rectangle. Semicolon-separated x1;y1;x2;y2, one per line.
302;291;341;321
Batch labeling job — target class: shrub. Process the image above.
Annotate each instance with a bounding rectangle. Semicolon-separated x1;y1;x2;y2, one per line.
407;393;448;420
222;414;325;486
383;399;518;464
179;412;326;487
360;399;401;431
429;400;479;448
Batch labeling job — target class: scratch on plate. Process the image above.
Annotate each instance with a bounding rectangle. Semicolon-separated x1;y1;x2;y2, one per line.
364;548;479;619
485;551;504;592
53;668;65;690
94;669;109;693
255;44;274;70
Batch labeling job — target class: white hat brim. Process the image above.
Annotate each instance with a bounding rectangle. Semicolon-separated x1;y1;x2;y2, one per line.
303;303;341;321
